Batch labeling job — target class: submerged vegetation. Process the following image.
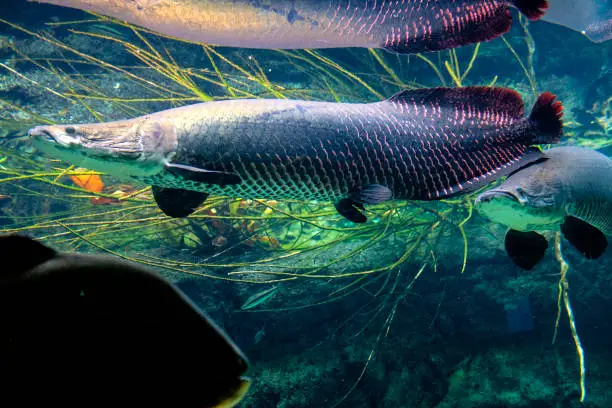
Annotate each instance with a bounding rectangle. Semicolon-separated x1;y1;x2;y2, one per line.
0;10;499;277
0;6;610;406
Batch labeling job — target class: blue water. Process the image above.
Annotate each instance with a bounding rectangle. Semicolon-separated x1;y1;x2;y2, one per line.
0;1;611;407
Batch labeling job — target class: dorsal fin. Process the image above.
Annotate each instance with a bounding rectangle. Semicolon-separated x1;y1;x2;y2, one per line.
385;87;525;119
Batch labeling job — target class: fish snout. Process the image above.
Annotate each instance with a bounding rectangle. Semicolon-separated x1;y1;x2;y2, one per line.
28;125;80;147
28;126;56;142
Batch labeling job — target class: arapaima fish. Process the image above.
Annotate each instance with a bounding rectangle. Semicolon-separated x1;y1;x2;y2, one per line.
30;0;549;54
28;87;564;223
475;146;612;270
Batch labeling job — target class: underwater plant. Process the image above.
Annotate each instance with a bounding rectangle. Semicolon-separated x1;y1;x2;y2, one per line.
0;6;606;406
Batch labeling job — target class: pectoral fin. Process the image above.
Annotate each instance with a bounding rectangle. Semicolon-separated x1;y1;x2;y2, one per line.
504;229;548;270
335;185;393;224
561;216;607;259
165;163;241;186
352;184;393;205
152;186;209;218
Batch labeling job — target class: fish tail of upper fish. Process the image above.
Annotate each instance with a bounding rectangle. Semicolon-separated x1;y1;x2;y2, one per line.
385;0;548;54
527;91;564;144
511;0;550;21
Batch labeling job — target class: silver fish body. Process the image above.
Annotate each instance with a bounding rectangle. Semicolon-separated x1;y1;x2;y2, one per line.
29;87;564;222
30;0;549;53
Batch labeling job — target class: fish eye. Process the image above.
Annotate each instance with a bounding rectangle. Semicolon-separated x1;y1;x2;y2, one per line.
65;127;76;135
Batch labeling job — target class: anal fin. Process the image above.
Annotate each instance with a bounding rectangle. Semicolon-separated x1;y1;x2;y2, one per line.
561;216;607;259
152;186;209;218
504;229;548;270
336;185;393;224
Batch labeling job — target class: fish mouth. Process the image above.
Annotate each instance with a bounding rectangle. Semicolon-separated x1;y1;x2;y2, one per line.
475;190;521;205
28;125;82;148
28;126;59;144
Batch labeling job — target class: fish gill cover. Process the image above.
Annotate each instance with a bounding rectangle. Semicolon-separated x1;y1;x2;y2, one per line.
0;1;611;407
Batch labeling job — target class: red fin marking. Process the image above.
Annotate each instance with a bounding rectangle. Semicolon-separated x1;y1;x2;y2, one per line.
383;6;512;53
387;86;524;119
529;92;564;144
441;7;512;50
514;0;548;21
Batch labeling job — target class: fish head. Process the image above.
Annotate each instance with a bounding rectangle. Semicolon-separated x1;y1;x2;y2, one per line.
475;166;565;232
28;118;177;179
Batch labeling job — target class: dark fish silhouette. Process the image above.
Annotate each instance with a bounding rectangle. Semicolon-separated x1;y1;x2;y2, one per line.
0;234;250;407
475;146;612;270
30;0;549;54
29;87;563;223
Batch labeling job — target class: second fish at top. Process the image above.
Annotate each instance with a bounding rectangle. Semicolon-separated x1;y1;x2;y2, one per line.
31;0;549;53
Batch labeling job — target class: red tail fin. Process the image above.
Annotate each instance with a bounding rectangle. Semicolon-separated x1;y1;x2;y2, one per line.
529;92;563;144
514;0;548;21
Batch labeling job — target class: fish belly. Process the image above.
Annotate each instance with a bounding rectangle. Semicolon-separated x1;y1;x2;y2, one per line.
39;0;522;52
71;0;376;48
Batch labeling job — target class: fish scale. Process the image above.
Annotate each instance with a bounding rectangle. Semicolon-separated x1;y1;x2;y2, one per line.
558;155;612;236
28;87;563;223
569;199;612;235
136;87;558;203
32;0;549;53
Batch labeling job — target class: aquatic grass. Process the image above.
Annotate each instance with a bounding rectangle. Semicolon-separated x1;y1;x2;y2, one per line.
0;13;512;128
500;22;538;100
227;205;461;283
0;153;465;284
0;14;594;403
0;7;588;268
0;97;55;127
444;44;481;87
553;233;587;403
0;140;471;292
330;261;429;408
